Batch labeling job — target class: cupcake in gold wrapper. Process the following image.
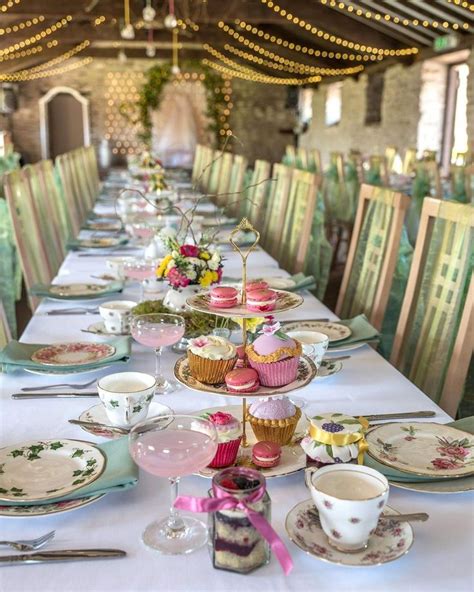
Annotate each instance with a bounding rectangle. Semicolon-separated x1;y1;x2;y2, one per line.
246;396;301;445
187;335;237;385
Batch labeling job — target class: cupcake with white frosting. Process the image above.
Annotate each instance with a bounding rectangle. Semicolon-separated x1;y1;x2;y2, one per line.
187;335;237;384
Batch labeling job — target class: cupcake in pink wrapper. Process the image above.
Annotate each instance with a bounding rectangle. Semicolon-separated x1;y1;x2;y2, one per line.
246;320;302;387
203;411;242;468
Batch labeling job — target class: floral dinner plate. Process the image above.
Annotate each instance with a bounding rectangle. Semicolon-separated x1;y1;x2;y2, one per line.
77;237;124;249
0;439;106;502
48;283;114;298
174;354;317;398
0;494;106;518
31;342;115;366
366;422;474;478
283;320;351;343
286;500;413;567
194;405;308;479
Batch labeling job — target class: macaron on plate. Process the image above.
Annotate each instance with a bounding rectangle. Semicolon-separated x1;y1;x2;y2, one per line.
186;289;303;318
174;354;317;398
194;405;308;479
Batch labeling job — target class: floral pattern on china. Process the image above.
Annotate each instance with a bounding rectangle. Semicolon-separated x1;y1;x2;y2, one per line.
48;283;110;296
285;500;414;567
31;342;115;366
0;440;106;502
0;494;106;518
366;422;474;478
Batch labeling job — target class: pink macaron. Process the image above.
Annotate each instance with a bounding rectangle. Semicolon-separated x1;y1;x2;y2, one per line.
246;288;277;312
225;368;260;393
246;280;269;293
252;441;281;468
210;286;239;308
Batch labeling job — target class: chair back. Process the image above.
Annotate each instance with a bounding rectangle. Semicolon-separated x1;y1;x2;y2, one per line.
450;165;473;203
207;150;223;197
247;159;271;230
55;153;83;235
191;144;205;184
336;184;410;330
279;169;320;273
307;149;322;174
262;163;292;256
402;148;417;175
391;199;473;416
198;146;214;193
296;147;308;170
0;299;11;349
415;160;442;199
384;146;398;172
226;154;248;215
215;152;234;207
283;145;296;167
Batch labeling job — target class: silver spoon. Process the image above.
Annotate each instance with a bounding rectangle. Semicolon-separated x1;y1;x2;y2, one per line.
69;419;129;435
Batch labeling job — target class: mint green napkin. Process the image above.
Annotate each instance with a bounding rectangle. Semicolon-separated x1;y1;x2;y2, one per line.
31;281;124;300
289;273;316;292
0;336;131;374
66;237;128;251
1;437;138;506
364;417;474;482
328;314;380;349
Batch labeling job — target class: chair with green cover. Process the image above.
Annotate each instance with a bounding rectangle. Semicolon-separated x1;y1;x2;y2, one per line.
262;163;292;256
296;147;308;170
70;149;95;213
278;169;321;273
225;154;248;216
406;161;442;246
336;184;411;331
384;146;398;173
197;146;214;194
283;144;296;167
402;148;417;175
365;155;388;186
307;149;322;174
207;150;224;198
4;169;53;309
246;159;271;231
191;144;205;185
215;152;234;207
0;299;11;349
55;153;83;236
450;165;473;204
391;199;473;417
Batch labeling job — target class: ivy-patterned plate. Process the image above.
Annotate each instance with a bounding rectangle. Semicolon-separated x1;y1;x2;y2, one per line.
286;500;414;567
31;342;115;366
85;221;122;232
174;354;317;398
0;439;106;502
77;237;124;249
195;405;308;479
0;494;106;518
283;320;351;343
366;423;474;478
316;360;343;379
186;290;304;319
48;283;115;298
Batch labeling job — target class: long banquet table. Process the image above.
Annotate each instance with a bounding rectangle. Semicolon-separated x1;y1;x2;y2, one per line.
0;201;473;592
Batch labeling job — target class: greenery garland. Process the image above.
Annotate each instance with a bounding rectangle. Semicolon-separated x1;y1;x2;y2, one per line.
120;61;229;148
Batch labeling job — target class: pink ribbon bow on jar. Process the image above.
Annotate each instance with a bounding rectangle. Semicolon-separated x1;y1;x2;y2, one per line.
174;479;293;575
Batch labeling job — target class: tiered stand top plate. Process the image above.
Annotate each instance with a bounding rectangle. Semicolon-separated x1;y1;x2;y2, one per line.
185;290;304;318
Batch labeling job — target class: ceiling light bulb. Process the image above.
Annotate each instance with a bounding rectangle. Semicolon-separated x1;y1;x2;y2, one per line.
164;13;178;29
146;44;156;57
171;64;180;75
120;23;135;39
143;5;156;22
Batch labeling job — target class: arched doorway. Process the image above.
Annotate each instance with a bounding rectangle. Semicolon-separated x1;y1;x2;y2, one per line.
39;86;90;159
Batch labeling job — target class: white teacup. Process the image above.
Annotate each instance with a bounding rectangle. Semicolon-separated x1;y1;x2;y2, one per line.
306;464;389;552
288;331;329;369
97;372;157;427
106;256;135;280
99;300;137;334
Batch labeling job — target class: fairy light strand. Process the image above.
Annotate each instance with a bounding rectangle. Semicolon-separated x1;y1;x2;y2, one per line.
203;58;321;85
0;56;93;82
0;15;73;57
0;15;46;36
0;0;21;13
0;45;43;62
259;0;419;56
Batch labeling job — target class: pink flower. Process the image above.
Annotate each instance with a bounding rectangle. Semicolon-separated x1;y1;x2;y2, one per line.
190;337;209;348
167;267;190;288
437;446;470;459
431;457;460;470
262;320;281;335
180;244;200;258
209;412;233;425
323;499;333;509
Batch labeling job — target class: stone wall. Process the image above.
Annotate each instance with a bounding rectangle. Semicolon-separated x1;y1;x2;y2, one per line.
2;58;293;166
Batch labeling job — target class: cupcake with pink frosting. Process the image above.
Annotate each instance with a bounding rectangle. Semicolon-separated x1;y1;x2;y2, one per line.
246;319;302;387
202;411;242;468
246;396;301;445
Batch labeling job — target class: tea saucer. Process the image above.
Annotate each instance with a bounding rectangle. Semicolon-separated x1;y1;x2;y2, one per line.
86;322;130;336
78;401;172;439
286;500;414;567
316;360;342;380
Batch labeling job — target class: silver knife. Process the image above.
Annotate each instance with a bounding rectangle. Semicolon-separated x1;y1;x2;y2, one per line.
47;311;101;316
0;549;126;565
363;411;436;422
12;392;99;399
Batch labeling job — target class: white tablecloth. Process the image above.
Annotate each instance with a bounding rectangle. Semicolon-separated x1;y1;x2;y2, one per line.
0;216;473;592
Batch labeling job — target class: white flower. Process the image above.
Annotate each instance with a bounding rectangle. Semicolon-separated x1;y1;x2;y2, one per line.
187;257;205;267
171;250;179;259
166;260;176;271
185;269;197;280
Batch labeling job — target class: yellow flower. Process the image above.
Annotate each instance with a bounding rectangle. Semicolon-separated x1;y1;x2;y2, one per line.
199;251;211;260
199;270;215;287
233;317;265;333
156;254;172;278
211;271;218;282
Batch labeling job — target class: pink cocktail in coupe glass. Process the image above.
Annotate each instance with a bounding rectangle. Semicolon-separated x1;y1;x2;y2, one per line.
131;313;185;394
129;414;218;554
123;258;158;301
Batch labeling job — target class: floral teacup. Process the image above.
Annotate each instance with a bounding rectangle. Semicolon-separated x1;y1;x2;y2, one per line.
99;300;137;334
306;464;389;552
97;372;158;428
287;331;329;369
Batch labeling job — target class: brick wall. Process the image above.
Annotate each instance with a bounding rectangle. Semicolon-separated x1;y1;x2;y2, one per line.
3;58;292;166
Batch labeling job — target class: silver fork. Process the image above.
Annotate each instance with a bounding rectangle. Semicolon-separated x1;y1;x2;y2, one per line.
21;379;97;392
0;530;56;552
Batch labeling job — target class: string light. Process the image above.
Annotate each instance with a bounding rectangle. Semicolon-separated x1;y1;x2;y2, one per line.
0;45;43;62
222;42;364;75
259;0;419;56
0;0;21;13
447;0;474;11
203;58;321;85
318;0;470;30
0;16;45;36
219;22;382;62
19;41;90;75
0;57;93;82
0;15;72;57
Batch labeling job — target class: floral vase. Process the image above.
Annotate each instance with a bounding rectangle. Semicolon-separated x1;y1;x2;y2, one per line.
163;285;201;312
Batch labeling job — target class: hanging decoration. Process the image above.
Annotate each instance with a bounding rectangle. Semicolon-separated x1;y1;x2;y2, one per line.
142;0;156;23
121;0;135;39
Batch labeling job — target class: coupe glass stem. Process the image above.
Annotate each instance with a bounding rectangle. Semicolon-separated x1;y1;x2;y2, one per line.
166;477;185;536
155;346;166;390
